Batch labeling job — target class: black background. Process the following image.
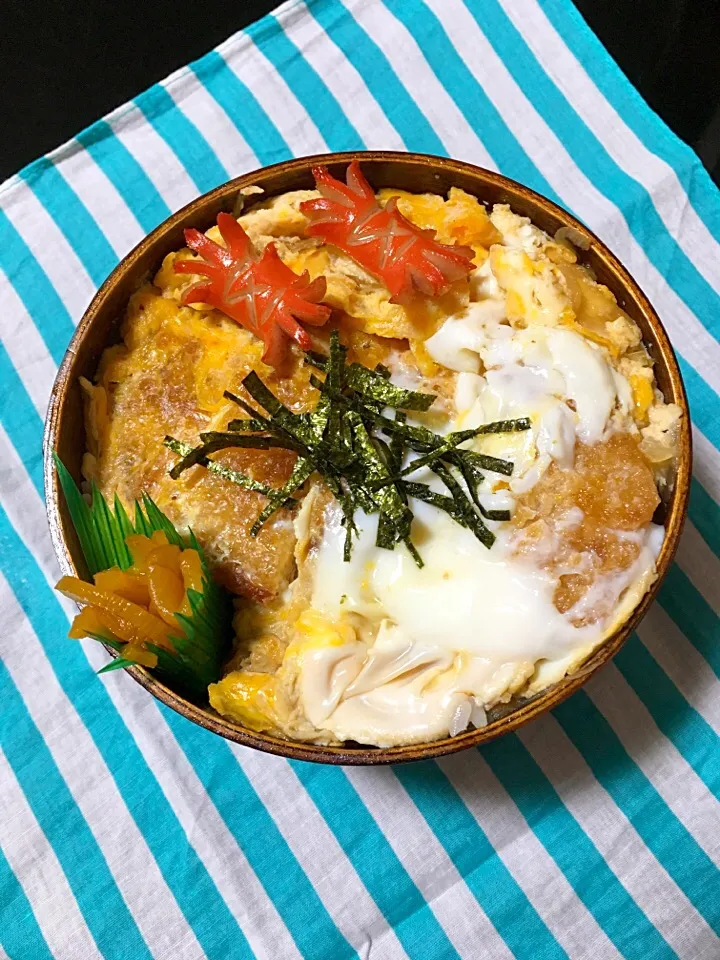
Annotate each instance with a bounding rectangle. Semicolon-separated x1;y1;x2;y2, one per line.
2;0;719;185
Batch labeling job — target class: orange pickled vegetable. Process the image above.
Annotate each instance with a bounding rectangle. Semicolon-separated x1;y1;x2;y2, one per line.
68;601;146;648
68;606;157;667
68;606;135;644
179;550;203;609
56;576;175;650
140;541;185;625
121;643;158;668
87;606;160;652
147;564;186;626
59;533;206;670
146;542;183;572
94;568;150;607
126;530;169;568
68;607;114;640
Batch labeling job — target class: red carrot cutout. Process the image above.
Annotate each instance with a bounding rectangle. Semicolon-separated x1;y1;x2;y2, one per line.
175;213;331;368
300;161;475;303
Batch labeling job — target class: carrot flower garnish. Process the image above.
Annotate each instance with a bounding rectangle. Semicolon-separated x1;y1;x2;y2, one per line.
175;213;331;368
300;161;475;303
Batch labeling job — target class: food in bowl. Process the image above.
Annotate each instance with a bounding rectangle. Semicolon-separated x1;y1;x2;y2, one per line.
55;161;682;748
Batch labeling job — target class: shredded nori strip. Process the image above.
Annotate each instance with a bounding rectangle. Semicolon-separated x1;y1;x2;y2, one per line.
312;330;348;458
339;489;358;562
388;412;407;474
198;431;304;454
451;456;512;522
344;362;436;411
462;417;531;436
241;370;286;418
164;330;531;561
164;437;274;495
226;418;268;433
402;537;424;568
371;432;511;488
431;462;495;549
303;350;329;371
310;375;527;462
351;417;413;551
167;433;302;481
250;457;315;536
454;448;514;477
223;390;272;426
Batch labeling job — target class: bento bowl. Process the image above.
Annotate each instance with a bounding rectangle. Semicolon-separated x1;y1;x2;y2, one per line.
44;152;691;765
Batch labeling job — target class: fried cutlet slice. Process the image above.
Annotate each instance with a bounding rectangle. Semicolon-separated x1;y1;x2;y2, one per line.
82;284;320;602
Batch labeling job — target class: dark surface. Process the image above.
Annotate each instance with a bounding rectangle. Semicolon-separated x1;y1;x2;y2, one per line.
1;0;719;184
1;0;274;181
574;0;720;178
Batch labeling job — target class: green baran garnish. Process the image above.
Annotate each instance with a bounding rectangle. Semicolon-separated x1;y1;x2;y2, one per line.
164;331;531;564
54;454;232;694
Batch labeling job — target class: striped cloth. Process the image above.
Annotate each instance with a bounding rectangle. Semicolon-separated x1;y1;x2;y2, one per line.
1;0;718;956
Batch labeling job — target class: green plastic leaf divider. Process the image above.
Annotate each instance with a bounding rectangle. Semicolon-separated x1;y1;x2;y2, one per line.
53;453;232;696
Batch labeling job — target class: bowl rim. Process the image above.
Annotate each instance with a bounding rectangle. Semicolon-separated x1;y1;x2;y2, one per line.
43;150;692;765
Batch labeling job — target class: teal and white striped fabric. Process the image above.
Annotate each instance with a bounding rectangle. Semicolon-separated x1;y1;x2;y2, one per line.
1;0;718;956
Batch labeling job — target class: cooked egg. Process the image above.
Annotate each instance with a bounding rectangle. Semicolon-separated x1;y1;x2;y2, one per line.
207;195;674;747
301;504;581;745
261;270;663;746
280;315;662;744
290;498;661;744
88;180;678;749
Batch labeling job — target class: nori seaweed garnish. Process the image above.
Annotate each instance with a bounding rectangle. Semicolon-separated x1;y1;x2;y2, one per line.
165;330;531;564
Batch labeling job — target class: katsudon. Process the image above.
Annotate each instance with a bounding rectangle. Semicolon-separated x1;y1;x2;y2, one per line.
55;160;682;748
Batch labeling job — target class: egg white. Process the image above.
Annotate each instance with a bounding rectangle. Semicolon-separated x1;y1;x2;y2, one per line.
215;203;665;748
277;212;665;748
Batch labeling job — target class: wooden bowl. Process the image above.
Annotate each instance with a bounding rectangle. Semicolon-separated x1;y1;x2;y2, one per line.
44;151;691;765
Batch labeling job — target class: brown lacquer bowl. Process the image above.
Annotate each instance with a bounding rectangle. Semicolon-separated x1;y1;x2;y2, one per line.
44;152;691;765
